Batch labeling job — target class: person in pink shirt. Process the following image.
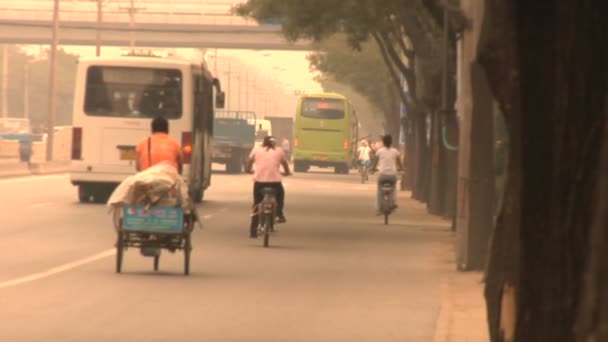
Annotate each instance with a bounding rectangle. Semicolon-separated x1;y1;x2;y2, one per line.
246;136;291;238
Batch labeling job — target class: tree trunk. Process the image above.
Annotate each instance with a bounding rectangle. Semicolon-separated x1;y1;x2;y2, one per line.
443;111;459;219
428;110;445;214
575;112;608;341
402;117;414;191
412;112;430;202
476;0;608;340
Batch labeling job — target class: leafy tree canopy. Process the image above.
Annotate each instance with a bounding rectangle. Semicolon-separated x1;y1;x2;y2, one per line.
308;35;399;126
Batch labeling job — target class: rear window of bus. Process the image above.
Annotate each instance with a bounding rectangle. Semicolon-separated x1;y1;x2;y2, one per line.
301;98;345;119
84;66;183;119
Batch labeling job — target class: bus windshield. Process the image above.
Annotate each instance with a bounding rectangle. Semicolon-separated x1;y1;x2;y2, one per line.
84;66;183;118
301;98;345;119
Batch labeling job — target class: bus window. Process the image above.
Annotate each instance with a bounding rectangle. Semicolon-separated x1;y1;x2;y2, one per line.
301;98;345;119
84;66;183;119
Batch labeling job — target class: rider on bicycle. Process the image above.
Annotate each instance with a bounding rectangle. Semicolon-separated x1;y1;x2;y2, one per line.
357;140;373;178
370;134;404;215
245;136;291;238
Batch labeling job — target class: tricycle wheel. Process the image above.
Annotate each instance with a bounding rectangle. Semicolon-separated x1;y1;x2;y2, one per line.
184;233;192;276
116;232;124;273
153;255;160;271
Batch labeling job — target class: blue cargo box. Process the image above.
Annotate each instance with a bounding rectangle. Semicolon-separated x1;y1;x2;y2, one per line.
122;206;184;233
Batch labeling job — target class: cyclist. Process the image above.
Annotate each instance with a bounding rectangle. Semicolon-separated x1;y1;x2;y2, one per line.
246;136;292;238
370;134;404;215
357;140;373;180
136;116;183;174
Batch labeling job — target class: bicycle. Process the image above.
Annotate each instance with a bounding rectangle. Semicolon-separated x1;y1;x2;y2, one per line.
359;160;370;183
379;180;397;225
255;187;277;248
370;168;400;225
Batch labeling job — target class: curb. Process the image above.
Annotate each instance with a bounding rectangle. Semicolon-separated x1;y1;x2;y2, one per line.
29;161;71;175
0;161;70;178
0;165;32;178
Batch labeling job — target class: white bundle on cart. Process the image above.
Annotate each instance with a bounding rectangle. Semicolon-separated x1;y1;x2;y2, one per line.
107;162;193;213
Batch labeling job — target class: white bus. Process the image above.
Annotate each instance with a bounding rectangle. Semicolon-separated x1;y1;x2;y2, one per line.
70;55;224;203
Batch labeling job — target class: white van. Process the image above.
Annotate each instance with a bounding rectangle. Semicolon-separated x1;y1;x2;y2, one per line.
70;55;224;203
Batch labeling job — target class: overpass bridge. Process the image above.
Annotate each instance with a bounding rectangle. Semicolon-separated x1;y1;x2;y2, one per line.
0;0;310;50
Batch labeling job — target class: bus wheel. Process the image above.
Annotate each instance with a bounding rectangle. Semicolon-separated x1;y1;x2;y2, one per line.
78;185;91;203
294;161;308;173
335;165;349;174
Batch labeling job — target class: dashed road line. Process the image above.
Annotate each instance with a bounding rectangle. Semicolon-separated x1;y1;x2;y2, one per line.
0;249;115;290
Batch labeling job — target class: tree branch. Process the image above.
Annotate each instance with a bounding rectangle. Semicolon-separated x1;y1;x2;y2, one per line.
372;31;413;116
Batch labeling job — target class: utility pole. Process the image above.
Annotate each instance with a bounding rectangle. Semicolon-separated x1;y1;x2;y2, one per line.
1;45;7;117
213;48;218;76
237;74;242;110
252;78;256;114
46;0;59;162
119;0;144;49
23;62;29;119
96;0;103;56
224;60;232;112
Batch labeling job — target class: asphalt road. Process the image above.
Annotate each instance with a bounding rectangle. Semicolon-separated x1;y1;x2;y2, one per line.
0;167;450;342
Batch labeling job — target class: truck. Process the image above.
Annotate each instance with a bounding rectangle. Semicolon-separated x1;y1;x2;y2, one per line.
212;111;256;173
265;116;294;160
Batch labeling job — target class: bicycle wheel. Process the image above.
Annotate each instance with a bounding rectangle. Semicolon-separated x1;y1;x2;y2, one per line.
263;215;272;248
383;195;390;225
116;232;124;273
153;255;160;271
184;233;192;275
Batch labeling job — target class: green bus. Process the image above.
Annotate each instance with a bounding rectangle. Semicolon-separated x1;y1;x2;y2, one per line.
293;93;359;174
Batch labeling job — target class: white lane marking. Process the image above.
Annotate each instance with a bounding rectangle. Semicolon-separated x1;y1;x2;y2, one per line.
0;174;68;184
0;207;229;289
0;249;115;290
30;202;55;208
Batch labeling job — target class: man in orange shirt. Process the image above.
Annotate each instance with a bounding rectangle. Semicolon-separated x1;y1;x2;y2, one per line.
136;116;183;174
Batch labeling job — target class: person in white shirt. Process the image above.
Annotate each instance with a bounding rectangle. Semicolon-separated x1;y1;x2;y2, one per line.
357;140;372;180
246;136;291;238
357;140;372;165
370;135;404;214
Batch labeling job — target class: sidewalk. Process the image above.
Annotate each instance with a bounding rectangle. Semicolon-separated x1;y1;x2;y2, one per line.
396;191;490;342
0;158;70;178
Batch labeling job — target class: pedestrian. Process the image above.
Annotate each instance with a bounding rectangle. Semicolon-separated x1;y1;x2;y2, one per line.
282;138;291;161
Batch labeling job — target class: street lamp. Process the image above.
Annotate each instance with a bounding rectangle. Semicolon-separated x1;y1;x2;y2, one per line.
96;0;103;56
46;0;60;162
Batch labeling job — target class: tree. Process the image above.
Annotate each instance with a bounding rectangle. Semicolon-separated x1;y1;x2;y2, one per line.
236;0;460;215
28;49;78;128
307;36;402;139
471;0;608;340
0;45;77;128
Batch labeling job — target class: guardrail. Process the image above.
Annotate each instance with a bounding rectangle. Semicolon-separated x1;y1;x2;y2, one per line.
0;0;257;26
